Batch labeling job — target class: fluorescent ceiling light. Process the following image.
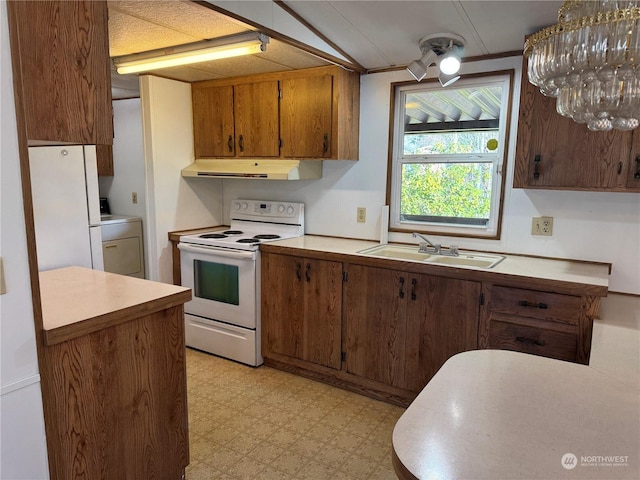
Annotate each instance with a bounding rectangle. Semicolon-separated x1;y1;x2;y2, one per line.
113;32;269;75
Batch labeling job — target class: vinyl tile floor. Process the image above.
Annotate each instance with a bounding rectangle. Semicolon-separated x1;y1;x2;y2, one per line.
185;348;406;480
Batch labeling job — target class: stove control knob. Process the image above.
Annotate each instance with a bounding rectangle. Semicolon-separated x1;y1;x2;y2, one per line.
278;204;285;213
234;202;241;211
286;206;294;214
241;202;248;210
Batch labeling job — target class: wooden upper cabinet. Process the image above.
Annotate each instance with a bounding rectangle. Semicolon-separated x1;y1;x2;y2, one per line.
192;85;235;157
280;75;333;158
626;132;640;190
191;66;360;160
96;144;114;176
8;0;113;145
234;81;280;157
514;57;637;191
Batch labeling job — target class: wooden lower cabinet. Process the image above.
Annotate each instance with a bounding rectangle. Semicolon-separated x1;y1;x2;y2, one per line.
479;284;600;364
262;253;342;369
40;305;189;479
343;265;481;392
261;252;481;406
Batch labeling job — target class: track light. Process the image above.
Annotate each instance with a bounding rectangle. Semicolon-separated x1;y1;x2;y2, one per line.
113;32;269;75
407;33;465;86
407;51;437;82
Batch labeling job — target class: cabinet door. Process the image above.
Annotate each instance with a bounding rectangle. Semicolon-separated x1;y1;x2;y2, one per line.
192;85;235;157
96;144;113;176
280;75;333;158
514;59;633;190
8;0;113;144
261;254;342;369
235;81;280;157
402;274;480;392
343;265;408;388
626;131;640;190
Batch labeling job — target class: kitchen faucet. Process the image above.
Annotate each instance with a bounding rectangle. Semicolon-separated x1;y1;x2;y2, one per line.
412;232;459;256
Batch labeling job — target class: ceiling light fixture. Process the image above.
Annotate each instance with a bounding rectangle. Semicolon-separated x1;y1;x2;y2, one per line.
525;0;640;131
407;33;465;86
113;32;269;75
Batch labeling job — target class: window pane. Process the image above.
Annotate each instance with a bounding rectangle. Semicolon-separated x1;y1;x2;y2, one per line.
404;130;499;155
400;162;492;223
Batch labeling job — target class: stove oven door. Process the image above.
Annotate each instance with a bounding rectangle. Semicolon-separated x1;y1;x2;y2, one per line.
178;243;257;329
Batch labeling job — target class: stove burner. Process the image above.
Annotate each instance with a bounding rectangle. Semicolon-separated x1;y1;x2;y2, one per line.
253;234;281;240
223;230;244;235
236;238;260;244
200;233;227;239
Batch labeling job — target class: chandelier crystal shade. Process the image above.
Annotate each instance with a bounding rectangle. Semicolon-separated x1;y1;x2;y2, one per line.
525;0;640;131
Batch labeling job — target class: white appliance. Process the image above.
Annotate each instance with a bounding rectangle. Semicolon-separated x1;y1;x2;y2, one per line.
178;199;305;366
28;145;104;271
101;215;145;279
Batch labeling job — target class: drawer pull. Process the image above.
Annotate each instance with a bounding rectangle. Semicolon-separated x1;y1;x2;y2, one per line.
104;244;117;249
518;300;548;309
516;336;546;347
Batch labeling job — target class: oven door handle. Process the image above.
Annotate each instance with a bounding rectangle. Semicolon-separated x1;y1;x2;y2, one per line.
177;243;256;259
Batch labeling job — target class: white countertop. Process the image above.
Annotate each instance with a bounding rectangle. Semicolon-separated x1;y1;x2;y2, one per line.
392;349;639;480
266;235;610;289
39;266;190;345
100;214;142;225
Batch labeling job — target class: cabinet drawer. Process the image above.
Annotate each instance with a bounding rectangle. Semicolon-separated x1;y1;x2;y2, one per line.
488;319;577;362
490;286;581;324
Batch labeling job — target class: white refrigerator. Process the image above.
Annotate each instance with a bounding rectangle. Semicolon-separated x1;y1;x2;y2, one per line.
29;145;104;271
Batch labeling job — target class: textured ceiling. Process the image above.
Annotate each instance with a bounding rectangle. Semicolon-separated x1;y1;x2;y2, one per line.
108;0;562;99
108;0;331;98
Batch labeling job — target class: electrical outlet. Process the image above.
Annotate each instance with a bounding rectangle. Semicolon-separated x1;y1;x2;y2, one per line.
531;216;553;236
357;207;366;223
132;192;138;204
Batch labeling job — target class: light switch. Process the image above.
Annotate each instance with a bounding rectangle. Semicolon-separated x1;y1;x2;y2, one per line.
0;257;6;295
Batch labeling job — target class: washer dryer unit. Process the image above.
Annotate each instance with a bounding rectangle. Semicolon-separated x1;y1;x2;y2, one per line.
101;215;145;279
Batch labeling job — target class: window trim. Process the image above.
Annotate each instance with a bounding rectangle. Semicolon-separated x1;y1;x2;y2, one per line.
386;70;514;240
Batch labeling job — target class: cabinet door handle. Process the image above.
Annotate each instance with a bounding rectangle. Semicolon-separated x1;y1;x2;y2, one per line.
635;155;640;179
617;161;623;175
399;277;405;298
323;133;329;153
516;336;546;347
305;263;311;283
533;154;541;179
239;134;244;152
410;278;417;300
104;244;117;249
518;300;548;309
227;135;233;152
295;262;302;281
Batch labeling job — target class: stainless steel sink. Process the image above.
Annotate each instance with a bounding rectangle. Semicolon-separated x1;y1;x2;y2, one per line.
357;244;505;269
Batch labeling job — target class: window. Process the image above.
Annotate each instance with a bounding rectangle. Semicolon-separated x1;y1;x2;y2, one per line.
389;72;512;238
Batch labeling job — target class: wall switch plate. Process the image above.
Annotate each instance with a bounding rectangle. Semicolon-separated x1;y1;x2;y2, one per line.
357;207;366;223
132;192;138;204
532;216;553;236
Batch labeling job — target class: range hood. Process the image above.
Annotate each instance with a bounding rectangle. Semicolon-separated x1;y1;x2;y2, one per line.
181;159;322;180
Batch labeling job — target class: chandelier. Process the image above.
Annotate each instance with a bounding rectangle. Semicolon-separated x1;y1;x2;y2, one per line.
525;0;640;131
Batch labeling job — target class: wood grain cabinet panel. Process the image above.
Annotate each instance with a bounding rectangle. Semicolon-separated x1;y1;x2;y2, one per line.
342;265;480;393
262;253;342;369
514;57;637;191
96;144;114;176
8;0;113;145
192;85;235;157
192;66;359;160
480;283;600;364
235;81;280;157
40;305;189;480
280;75;333;158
